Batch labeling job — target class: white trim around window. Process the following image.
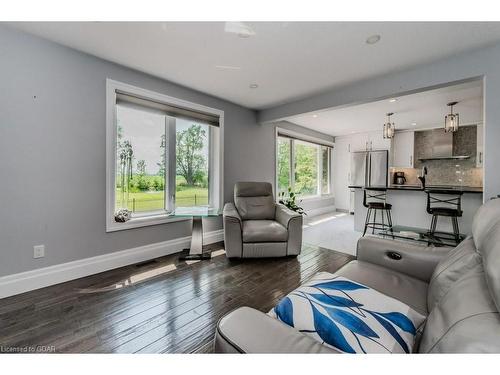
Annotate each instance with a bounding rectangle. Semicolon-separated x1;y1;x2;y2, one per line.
274;126;334;200
106;79;224;232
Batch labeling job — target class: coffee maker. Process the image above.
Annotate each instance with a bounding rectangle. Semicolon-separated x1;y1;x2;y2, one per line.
393;171;406;185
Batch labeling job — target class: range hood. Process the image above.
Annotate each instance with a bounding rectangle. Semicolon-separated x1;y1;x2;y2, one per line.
418;130;470;161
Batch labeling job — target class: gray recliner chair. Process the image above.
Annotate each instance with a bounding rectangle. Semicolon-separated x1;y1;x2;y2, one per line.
215;197;500;353
223;182;303;258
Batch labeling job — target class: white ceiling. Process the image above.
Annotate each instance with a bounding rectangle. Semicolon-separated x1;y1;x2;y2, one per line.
5;22;500;110
288;80;483;136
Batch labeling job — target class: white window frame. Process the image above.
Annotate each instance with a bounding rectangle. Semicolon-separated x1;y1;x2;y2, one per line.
275;127;334;201
106;79;224;232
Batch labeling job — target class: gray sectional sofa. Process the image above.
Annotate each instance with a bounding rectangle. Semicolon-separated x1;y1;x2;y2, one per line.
215;198;500;353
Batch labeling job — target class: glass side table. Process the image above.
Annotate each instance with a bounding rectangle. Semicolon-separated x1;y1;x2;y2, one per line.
172;207;221;261
378;225;466;247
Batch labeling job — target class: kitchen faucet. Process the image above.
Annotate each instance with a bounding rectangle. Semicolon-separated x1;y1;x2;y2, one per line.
418;166;428;189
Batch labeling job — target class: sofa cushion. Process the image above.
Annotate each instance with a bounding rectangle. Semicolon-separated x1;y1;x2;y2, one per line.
471;198;500;250
242;220;288;243
419;264;500;353
269;273;426;353
471;198;500;311
427;237;481;311
335;261;429;316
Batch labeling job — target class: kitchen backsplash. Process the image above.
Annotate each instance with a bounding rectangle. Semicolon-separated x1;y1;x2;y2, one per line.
391;125;483;187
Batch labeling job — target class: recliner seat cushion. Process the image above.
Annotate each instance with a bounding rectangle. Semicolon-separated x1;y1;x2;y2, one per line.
242;220;288;243
269;272;426;353
335;261;429;316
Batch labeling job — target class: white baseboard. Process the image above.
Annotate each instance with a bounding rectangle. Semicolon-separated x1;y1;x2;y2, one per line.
0;229;224;299
306;205;336;217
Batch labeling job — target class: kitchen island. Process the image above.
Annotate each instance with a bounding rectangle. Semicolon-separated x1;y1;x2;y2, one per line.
349;185;483;235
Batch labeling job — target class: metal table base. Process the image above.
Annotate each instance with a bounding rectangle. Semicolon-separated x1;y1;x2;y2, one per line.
179;215;211;261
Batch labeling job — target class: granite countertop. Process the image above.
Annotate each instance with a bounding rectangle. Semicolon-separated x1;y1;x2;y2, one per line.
348;184;483;193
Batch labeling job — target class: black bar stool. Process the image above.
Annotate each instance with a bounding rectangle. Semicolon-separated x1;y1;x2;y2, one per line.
425;189;463;245
362;188;393;236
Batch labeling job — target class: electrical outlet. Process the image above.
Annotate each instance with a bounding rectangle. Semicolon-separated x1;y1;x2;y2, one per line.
33;245;45;259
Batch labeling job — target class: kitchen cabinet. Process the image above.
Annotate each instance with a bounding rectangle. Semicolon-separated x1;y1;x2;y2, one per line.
349;132;369;152
350;131;390;152
392;130;415;168
477;124;484;168
368;130;391;151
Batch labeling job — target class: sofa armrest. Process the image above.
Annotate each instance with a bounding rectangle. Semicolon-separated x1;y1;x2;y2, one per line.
214;307;338;353
356;236;451;282
223;203;243;258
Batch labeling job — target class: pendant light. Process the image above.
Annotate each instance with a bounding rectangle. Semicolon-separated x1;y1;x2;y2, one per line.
445;101;459;133
383;112;395;139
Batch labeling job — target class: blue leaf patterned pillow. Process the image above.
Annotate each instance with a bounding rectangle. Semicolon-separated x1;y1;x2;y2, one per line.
269;273;426;353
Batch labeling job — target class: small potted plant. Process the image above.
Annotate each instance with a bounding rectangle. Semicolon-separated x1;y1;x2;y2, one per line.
278;187;306;215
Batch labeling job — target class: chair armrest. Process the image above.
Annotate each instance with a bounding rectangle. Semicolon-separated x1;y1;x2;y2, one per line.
275;204;302;229
356;236;451;282
214;307;338;353
223;203;243;258
223;202;242;223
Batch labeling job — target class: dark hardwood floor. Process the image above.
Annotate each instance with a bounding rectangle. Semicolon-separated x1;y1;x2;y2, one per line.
0;243;354;353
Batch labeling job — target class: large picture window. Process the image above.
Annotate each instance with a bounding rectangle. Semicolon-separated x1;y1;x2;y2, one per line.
106;80;223;232
276;132;332;198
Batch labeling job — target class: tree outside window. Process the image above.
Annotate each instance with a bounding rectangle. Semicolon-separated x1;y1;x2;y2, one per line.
277;135;332;198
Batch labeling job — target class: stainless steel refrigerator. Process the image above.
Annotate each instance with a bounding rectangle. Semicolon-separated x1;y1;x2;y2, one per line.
350;150;388;188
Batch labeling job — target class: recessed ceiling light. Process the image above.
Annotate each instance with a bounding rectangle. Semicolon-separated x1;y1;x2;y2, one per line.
249;83;258;89
366;34;381;45
389;98;397;103
412;122;417;126
215;65;241;70
312;114;318;118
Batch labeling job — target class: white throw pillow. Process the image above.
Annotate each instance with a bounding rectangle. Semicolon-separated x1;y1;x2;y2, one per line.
269;272;426;353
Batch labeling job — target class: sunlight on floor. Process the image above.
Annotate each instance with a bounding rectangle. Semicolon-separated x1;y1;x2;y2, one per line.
77;249;226;293
303;211;360;256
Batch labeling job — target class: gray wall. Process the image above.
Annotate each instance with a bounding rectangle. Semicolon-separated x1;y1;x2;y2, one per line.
0;26;262;276
258;44;500;200
0;26;334;277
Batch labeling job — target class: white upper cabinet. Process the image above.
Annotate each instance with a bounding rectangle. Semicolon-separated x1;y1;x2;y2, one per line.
368;130;391;151
349;132;369;152
392;131;415;168
477;124;484;168
349;130;391;152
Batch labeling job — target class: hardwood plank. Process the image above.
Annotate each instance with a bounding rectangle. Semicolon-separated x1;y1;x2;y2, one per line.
0;242;354;353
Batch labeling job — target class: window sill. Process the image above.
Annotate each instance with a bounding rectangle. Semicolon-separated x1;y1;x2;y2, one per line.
299;194;334;202
106;213;190;233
